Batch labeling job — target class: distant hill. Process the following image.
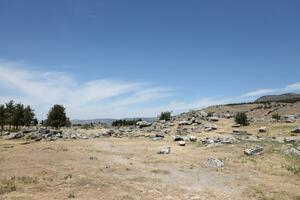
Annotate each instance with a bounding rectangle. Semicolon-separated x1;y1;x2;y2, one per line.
255;93;300;103
71;117;157;125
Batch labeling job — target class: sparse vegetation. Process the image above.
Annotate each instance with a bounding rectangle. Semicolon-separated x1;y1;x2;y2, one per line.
112;119;142;126
272;113;281;121
235;112;249;126
159;111;172;121
207;112;214;117
68;192;76;198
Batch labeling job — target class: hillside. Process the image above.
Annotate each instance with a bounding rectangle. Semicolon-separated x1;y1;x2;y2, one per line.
203;101;300;119
255;93;300;103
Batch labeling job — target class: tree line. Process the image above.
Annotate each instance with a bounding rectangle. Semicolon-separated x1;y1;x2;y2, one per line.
0;100;37;130
0;100;71;130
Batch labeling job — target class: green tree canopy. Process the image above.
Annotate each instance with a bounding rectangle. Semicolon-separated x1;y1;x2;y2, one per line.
46;105;70;129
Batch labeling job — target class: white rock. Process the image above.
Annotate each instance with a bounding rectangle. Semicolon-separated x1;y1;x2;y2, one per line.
178;141;186;146
157;147;171;154
205;157;224;168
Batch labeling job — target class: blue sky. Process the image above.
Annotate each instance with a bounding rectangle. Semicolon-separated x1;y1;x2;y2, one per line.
0;0;300;119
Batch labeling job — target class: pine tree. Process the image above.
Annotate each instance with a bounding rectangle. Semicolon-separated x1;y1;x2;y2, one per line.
46;105;69;129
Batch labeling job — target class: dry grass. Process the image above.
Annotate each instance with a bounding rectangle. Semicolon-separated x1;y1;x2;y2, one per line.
0;132;299;199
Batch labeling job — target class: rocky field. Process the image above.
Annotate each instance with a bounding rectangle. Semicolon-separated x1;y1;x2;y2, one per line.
1;109;300;200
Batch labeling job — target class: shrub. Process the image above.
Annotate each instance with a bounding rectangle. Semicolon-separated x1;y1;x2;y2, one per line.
112;119;142;127
207;112;214;117
159;111;172;121
272;113;281;121
234;112;249;126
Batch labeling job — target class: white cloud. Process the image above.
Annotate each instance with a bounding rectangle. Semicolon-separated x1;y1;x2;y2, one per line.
1;61;299;120
241;82;300;98
0;62;172;119
241;89;275;97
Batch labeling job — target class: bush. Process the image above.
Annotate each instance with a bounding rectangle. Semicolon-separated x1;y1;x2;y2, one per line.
272;113;281;121
112;119;142;127
159;112;172;121
207;112;214;117
235;112;249;126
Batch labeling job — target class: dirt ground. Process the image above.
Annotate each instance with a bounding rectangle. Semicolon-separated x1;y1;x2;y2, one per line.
0;129;300;200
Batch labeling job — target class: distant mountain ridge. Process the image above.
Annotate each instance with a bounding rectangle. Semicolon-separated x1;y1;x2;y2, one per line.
255;93;300;103
71;117;157;125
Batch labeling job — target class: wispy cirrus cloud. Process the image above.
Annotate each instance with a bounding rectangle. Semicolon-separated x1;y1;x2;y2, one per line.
0;61;172;119
241;82;300;98
1;60;300;119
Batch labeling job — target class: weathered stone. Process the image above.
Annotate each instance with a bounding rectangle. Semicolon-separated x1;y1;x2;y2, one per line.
173;135;184;141
224;113;231;118
244;146;263;156
285;148;300;157
136;121;152;128
221;136;237;144
178;120;191;126
291;127;300;134
208;116;219;122
284;137;300;144
157;147;171;154
178;141;186;146
205;157;224;168
232;124;241;128
259;127;267;133
189;136;197;142
3;132;24;140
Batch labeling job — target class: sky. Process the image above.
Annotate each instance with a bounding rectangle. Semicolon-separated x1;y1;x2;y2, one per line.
0;0;300;119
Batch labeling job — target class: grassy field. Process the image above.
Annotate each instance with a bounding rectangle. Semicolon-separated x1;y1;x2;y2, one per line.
0;133;299;200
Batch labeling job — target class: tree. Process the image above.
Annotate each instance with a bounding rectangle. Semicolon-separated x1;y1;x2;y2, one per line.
5;100;15;130
12;103;24;129
23;106;35;126
33;118;39;126
46;105;69;129
159;111;172;121
234;112;249;126
0;104;5;130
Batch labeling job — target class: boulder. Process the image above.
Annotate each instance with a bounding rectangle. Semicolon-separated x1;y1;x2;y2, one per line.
221;136;237;144
285;148;300;157
189;136;197;142
284;115;296;123
244;146;263;156
224;113;231;118
3;132;24;140
199;111;207;117
173;135;184;141
136;121;152;128
205;157;224;168
202;137;214;145
232;124;241;128
178;141;186;146
291;127;300;134
178;120;191;126
284;137;300;144
208;116;219;122
157;147;171;154
258;127;267;133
